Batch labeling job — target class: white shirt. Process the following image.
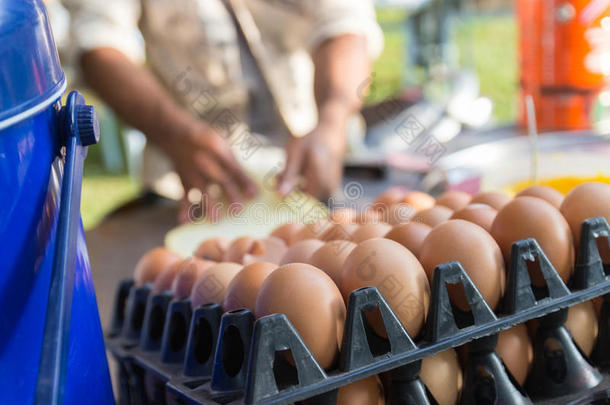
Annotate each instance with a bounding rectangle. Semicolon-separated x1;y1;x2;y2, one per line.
61;0;384;138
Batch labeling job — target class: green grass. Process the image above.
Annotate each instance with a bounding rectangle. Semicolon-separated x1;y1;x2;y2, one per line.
80;11;518;229
455;15;518;122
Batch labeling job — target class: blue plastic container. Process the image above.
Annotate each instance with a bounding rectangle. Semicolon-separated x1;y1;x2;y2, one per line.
0;1;114;403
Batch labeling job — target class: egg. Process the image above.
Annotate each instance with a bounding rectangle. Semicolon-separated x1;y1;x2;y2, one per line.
152;259;184;293
373;186;409;211
384;222;431;258
279;239;325;265
356;210;385;225
471;191;510;210
560;182;610;261
516;185;564;209
255;263;346;369
403;191;436;212
436;191;472;211
223;236;257;263
419;220;505;311
243;237;287;265
420;349;462;405
565;301;598;356
133;247;182;286
412;206;453;228
309;241;357;286
337;376;385;405
341;238;430;338
270;223;304;246
193;238;230;261
450;203;497;232
224;236;287;264
329;208;359;224
385;203;416;225
190;262;242;309
320;222;358;242
292;220;331;242
495;324;533;386
171;258;215;298
223;262;277;312
351;223;393;243
491;196;574;286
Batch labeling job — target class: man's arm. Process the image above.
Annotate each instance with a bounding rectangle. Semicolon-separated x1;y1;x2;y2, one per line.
278;34;371;198
80;48;257;218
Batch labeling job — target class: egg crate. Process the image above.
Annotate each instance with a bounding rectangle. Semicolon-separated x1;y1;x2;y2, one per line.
106;217;610;405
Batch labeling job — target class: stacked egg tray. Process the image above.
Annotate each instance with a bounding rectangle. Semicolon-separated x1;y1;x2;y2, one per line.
106;217;610;405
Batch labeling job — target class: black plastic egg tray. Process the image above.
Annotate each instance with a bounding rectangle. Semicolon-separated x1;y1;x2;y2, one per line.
106;217;610;405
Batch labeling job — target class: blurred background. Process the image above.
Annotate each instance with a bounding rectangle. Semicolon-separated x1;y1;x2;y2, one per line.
46;0;529;229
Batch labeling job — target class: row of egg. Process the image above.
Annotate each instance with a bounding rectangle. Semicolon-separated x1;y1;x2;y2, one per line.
131;182;610;405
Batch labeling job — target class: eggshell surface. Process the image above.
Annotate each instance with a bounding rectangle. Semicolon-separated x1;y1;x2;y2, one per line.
255;263;346;369
384;222;431;258
419;220;505;311
341;238;430;338
190;262;242;308
491;196;574;286
223;262;277;312
134;247;182;286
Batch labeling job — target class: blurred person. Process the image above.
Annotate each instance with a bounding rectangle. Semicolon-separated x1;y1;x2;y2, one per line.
60;0;383;220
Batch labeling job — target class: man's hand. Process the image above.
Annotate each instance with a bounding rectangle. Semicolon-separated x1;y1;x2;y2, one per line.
161;120;258;222
80;48;258;222
276;34;370;202
277;117;346;201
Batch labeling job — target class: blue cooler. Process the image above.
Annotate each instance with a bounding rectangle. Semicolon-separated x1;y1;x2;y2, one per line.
0;0;114;403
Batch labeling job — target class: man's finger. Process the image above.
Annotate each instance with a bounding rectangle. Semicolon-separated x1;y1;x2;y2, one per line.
215;148;259;198
196;154;245;205
277;139;305;196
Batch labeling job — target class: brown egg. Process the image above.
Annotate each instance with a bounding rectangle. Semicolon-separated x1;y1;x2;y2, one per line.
171;258;215;298
309;241;357;286
384;222;431;258
341;238;430;338
152;259;184;293
133;247;182;286
419;220;505;311
270;223;304;246
471;191;511;210
496;324;533;386
337;376;385;405
279;239;325;265
420;349;462;405
329;208;359;224
517;185;564;209
351;223;393;243
560;182;610;259
243;237;287;265
491;196;574;286
565;301;599;356
190;262;242;309
403;191;436;212
436;191;472;211
385;203;417;225
224;237;286;264
193;238;230;261
373;186;409;212
223;236;257;264
255;263;346;369
320;222;359;242
292;220;331;242
450;204;497;232
412;206;453;228
223;262;277;312
356;210;385;225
